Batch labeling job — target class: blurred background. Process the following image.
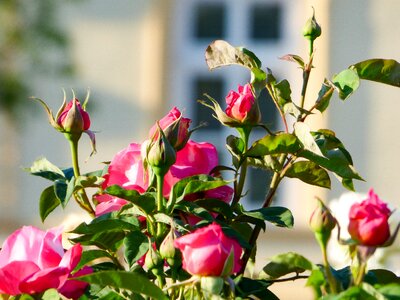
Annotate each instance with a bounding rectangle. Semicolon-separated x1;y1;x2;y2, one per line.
0;0;399;298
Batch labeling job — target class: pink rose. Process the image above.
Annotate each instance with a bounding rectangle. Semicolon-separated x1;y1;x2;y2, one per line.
164;140;219;196
348;189;391;246
96;140;222;215
149;107;191;150
0;226;88;297
174;223;242;276
94;143;148;216
225;83;259;124
57;98;91;132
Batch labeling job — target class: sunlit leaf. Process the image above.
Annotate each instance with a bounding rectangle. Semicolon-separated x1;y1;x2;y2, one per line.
351;59;400;87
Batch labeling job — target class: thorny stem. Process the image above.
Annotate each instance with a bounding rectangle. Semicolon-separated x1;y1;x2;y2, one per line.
266;274;309;283
299;45;314;111
156;173;165;238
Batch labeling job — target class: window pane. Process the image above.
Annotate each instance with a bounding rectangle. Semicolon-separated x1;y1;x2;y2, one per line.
250;4;281;41
192;76;224;130
194;3;226;39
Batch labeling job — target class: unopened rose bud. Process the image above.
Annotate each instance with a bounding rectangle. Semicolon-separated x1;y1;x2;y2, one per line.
309;198;336;246
160;230;176;260
143;127;176;176
57;98;91;134
302;8;321;42
149;107;191;151
144;246;163;273
201;276;224;295
225;83;260;125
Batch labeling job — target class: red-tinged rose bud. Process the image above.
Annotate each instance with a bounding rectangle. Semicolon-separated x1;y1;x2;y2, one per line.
225;83;260;125
144;245;163;274
149;107;191;151
57;98;91;134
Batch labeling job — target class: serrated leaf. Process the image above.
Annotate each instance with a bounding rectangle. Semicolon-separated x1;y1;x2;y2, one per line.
286;161;331;189
194;198;234;220
332;69;360;100
246;133;301;157
205;40;261;71
351;59;400;87
174;201;214;222
25;157;65;181
71;230;126;252
263;252;314;279
124;231;149;267
40;185;61;222
77;271;168;300
247;155;281;172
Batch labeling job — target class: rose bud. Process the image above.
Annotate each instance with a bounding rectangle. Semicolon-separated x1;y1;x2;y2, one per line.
57;98;91;134
348;189;392;246
309;198;336;247
302;8;321;42
225;83;260;125
149;107;191;151
142;126;176;176
174;223;242;277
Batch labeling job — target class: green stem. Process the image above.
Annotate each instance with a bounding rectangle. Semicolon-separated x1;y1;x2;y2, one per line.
320;239;338;294
68;137;95;216
354;260;367;286
156;173;165;238
299;43;314;111
232;128;250;206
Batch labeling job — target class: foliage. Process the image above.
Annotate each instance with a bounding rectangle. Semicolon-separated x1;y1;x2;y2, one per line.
1;10;399;300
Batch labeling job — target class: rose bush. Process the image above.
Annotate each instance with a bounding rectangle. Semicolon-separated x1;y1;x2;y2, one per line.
348;189;392;246
174;223;242;276
0;226;88;297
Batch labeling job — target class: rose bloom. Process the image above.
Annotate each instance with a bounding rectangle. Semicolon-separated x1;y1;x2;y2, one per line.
174;223;242;276
0;226;88;297
348;189;392;246
149;107;191;150
57;98;91;132
225;83;259;123
95;140;224;216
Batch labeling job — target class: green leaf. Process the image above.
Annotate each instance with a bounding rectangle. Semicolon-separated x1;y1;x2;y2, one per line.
174;201;214;222
246;133;301;157
234;277;278;300
194;198;234;220
315;80;334;113
239;207;294;228
298;150;363;180
75;249;113;271
105;185;156;214
279;54;305;69
77;271;168;300
124;231;149;267
351;59;400;87
71;230;126;252
263;252;314;279
273;79;292;107
39;185;60;222
286;161;331;189
24;157;65;181
377;283;400;300
294;122;324;156
41;289;62;300
368;269;400;285
171;175;230;203
306;268;325;297
71;219;138;235
332;68;360;100
205;40;261;71
54;179;68;205
247;155;281;172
